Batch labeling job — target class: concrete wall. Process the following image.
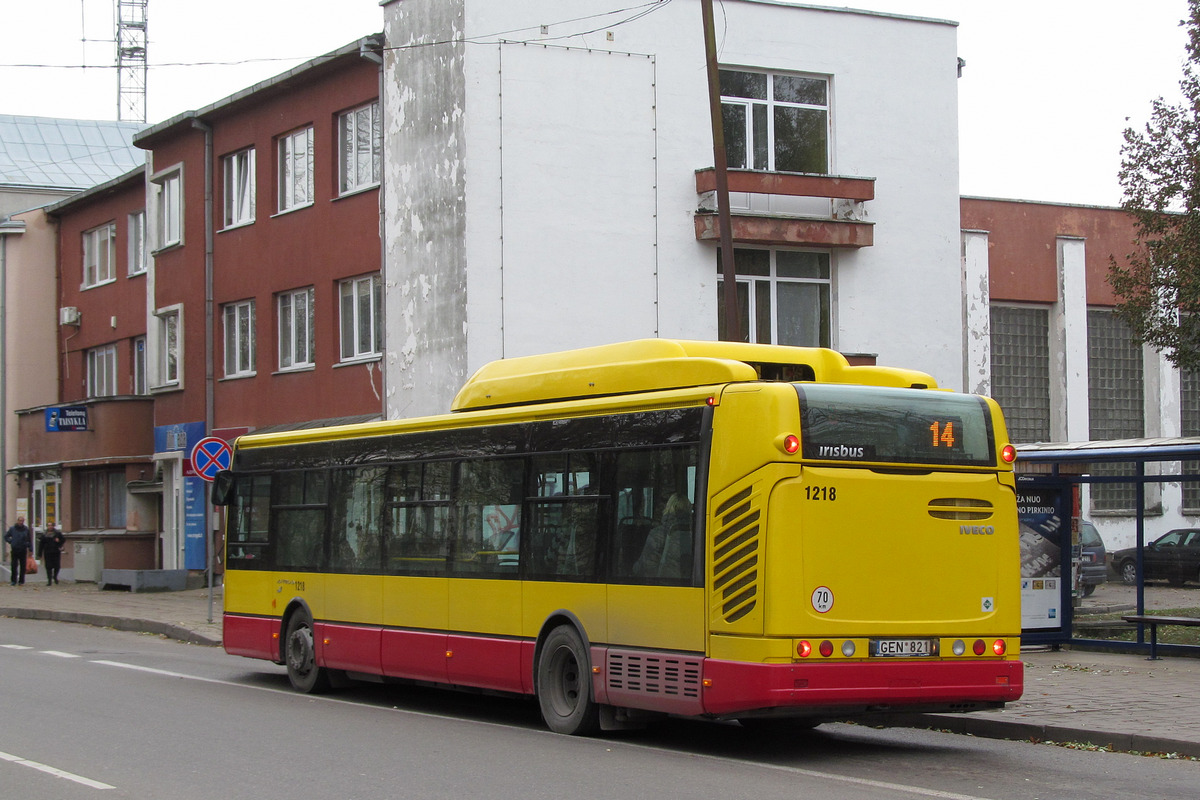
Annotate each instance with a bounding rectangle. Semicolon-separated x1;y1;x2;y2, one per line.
383;0;964;418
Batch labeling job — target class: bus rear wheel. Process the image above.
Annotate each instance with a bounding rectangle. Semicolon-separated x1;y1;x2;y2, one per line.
284;612;330;694
537;625;600;736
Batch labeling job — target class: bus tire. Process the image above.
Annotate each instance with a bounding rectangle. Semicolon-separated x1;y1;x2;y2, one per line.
536;625;600;736
284;611;331;694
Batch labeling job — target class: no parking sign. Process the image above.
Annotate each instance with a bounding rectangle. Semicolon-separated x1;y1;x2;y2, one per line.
190;436;233;482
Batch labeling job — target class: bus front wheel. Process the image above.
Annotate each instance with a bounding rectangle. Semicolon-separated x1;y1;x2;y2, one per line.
536;625;600;736
284;612;330;694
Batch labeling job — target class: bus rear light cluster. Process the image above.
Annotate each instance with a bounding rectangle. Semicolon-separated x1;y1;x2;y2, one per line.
957;638;1007;656
797;639;856;658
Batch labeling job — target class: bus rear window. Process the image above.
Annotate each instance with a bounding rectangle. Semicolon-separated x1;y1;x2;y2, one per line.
796;384;996;467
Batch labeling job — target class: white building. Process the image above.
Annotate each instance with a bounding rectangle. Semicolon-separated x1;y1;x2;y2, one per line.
381;0;965;418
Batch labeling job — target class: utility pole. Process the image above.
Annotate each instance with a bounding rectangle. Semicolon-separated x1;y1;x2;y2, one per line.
116;0;148;122
701;0;740;341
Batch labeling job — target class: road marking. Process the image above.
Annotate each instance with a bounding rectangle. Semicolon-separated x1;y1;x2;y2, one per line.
40;650;80;658
0;749;115;790
91;659;996;799
0;644;33;650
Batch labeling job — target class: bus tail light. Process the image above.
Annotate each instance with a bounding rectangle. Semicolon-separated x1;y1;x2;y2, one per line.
972;639;986;656
797;640;812;658
952;639;966;656
841;640;856;657
1001;444;1017;463
819;640;834;657
992;639;1006;656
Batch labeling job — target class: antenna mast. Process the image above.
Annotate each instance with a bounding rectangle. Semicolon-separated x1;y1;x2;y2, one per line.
116;0;148;122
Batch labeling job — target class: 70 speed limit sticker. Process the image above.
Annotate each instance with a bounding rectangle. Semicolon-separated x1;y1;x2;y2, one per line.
811;586;834;613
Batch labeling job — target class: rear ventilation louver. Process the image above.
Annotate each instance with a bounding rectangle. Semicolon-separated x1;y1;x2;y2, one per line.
712;485;762;623
607;652;701;699
928;497;994;521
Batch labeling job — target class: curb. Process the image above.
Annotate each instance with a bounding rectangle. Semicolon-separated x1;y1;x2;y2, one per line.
0;607;222;648
879;712;1200;759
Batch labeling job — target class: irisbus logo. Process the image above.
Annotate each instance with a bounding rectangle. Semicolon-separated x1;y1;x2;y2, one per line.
960;525;995;536
817;444;865;459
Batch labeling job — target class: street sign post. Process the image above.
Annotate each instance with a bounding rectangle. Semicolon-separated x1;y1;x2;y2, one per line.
190;436;232;483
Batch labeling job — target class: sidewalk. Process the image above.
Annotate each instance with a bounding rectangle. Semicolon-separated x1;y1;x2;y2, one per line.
0;581;1196;758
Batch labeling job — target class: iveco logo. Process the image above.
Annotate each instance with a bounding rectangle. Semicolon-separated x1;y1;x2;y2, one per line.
960;525;995;536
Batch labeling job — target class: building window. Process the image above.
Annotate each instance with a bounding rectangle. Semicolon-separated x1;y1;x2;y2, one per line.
716;248;830;347
82;223;116;288
990;305;1051;443
86;344;118;397
339;101;381;195
339;274;382;361
223;147;256;228
128;210;147;275
158;308;180;386
278;126;314;212
1088;308;1144;512
720;69;829;174
223;299;256;378
279;287;315;370
133;336;147;395
1183;369;1200;511
153;169;182;248
80;469;126;529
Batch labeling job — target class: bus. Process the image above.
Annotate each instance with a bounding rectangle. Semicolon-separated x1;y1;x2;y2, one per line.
216;339;1023;735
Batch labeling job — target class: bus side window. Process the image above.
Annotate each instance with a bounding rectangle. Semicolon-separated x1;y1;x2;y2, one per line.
228;474;270;567
331;467;385;573
452;458;522;577
385;462;450;576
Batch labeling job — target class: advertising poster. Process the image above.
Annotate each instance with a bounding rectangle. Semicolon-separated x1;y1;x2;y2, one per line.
1017;485;1068;632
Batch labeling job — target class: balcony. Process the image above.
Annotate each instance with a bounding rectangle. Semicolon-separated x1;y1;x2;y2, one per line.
694;169;875;248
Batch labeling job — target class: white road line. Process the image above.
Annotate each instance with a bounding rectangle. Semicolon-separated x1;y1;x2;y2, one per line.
0;644;33;650
91;659;264;690
40;650;80;658
0;749;115;790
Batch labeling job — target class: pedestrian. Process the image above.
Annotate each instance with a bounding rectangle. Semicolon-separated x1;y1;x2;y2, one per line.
4;516;32;586
38;524;65;586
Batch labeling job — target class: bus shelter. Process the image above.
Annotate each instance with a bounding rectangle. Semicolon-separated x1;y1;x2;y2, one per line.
1015;439;1200;657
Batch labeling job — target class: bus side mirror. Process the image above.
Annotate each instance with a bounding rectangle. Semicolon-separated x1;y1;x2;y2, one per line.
212;470;236;506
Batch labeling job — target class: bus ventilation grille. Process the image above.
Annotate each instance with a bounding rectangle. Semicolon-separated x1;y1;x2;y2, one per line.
712;485;761;623
927;497;994;521
607;652;702;699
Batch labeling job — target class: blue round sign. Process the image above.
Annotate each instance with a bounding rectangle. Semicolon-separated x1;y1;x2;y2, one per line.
190;436;233;482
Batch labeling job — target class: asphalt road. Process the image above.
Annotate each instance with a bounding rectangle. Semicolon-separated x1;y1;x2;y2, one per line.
1;617;1197;800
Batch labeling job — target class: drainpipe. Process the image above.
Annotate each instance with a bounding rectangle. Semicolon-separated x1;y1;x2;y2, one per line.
191;118;216;621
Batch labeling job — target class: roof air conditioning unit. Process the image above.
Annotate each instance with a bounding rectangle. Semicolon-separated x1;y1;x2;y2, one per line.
59;306;81;326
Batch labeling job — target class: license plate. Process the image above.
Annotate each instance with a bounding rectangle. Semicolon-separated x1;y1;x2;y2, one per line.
870;638;938;657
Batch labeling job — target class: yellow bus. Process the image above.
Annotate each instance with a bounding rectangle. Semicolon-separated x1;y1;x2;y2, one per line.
217;339;1022;734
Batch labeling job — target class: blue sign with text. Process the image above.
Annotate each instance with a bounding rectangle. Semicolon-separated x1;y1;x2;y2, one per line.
45;406;88;431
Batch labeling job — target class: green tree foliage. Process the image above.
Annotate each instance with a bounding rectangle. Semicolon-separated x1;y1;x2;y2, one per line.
1111;0;1200;372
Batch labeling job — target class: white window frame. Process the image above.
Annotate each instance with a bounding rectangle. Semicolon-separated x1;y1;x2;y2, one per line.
278;287;315;371
86;344;118;398
82;222;117;288
278;126;314;213
152;168;182;249
717;248;832;348
339;273;382;362
155;306;182;388
222;147;256;229
223;299;257;378
133;336;147;395
127;210;147;275
338;101;381;195
720;69;831;175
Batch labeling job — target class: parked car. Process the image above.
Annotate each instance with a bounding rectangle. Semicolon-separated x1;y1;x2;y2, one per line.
1078;520;1107;597
1111;528;1200;587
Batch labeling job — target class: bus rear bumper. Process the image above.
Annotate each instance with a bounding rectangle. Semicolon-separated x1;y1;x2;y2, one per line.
701;658;1023;718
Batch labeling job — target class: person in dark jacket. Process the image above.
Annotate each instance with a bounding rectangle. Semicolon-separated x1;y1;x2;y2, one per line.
38;525;65;586
4;516;32;586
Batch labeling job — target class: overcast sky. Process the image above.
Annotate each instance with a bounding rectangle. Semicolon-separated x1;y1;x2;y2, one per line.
0;0;1191;207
